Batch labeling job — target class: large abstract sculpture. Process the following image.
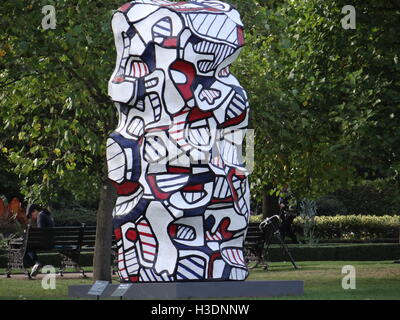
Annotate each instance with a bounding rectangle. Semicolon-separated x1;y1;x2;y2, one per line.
107;0;250;282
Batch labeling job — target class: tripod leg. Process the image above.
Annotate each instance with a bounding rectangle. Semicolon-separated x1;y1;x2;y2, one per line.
275;232;298;269
245;246;258;269
262;232;274;270
249;248;259;270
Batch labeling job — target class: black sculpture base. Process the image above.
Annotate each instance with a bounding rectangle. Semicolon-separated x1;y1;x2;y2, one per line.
68;280;304;299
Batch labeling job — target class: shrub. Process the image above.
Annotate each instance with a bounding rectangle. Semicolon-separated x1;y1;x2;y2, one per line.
250;214;400;240
316;196;347;216
332;180;400;216
52;207;97;226
293;215;400;240
249;214;264;223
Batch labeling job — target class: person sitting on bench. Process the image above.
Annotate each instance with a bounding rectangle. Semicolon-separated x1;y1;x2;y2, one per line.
24;204;55;277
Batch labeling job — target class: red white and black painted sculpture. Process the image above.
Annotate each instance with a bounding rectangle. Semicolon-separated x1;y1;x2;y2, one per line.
107;0;250;282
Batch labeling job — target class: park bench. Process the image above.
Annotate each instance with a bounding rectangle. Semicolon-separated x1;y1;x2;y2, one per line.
244;222;266;267
5;224;116;279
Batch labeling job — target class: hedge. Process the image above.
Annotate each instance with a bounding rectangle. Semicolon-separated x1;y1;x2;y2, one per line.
265;243;400;262
51;208;97;227
250;215;400;240
294;215;400;240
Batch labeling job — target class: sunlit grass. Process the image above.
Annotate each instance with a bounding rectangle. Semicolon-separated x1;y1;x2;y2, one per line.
0;261;399;300
246;260;400;300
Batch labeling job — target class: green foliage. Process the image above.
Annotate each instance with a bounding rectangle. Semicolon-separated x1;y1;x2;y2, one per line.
332;179;400;216
0;218;24;237
52;206;97;227
0;155;23;199
249;214;264;223
48;188;98;226
316;195;347;216
1;0;400;210
0;235;10;252
250;214;400;240
0;0;121;204
293;215;400;240
299;199;317;244
315;179;400;216
233;0;400;201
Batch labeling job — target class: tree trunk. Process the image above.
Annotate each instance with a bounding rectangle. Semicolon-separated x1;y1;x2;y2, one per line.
93;175;116;282
262;186;268;218
262;184;280;218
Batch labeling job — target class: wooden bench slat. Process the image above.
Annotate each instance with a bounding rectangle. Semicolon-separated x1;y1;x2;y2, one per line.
81;239;96;243
29;227;82;232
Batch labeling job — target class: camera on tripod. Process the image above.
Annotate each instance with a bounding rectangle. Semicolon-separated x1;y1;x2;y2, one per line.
259;215;281;232
258;215;298;270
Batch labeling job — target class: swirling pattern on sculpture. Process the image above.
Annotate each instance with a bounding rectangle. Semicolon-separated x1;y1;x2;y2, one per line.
107;0;250;282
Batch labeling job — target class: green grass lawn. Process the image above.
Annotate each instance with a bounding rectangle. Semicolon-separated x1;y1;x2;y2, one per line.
0;261;399;300
246;260;400;300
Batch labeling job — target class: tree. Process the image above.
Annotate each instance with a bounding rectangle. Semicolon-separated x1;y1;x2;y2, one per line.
1;0;399;277
231;0;400;202
0;0;122;281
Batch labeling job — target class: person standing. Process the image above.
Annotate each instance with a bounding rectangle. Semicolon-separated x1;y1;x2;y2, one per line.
24;204;55;277
278;188;299;244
